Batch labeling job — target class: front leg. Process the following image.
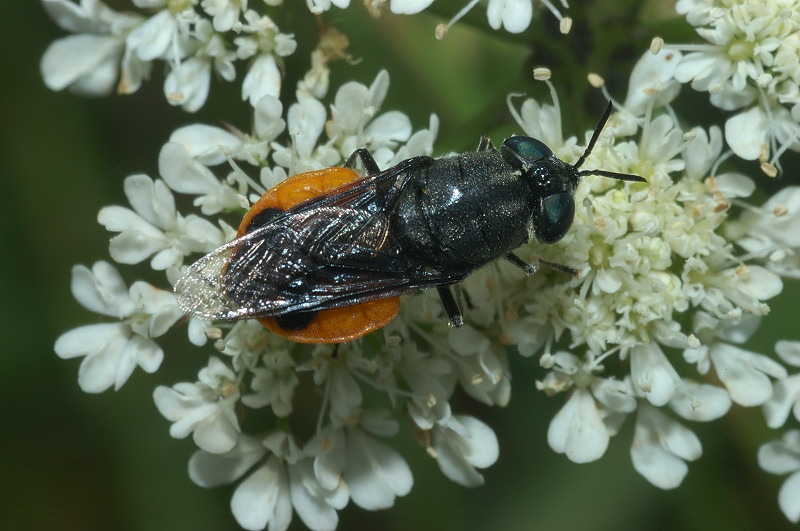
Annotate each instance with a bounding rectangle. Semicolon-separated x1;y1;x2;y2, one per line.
477;136;495;152
344;148;382;175
504;252;580;277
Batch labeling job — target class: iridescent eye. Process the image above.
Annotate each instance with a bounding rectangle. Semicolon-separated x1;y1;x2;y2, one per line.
534;192;575;244
500;136;553;169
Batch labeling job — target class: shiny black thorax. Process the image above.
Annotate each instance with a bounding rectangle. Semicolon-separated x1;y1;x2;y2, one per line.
391;148;579;272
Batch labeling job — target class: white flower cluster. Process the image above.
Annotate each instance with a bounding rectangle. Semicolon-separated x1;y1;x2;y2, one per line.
46;2;800;528
667;0;800;174
56;62;459;530
495;63;800;520
396;0;572;38
41;0;308;111
55;60;800;526
40;0;570;110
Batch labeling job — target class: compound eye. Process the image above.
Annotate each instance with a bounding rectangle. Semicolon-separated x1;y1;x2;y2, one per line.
501;136;554;169
534;192;575;244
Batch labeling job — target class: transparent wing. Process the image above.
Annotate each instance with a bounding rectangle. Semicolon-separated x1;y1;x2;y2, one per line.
174;235;271;320
175;156;469;321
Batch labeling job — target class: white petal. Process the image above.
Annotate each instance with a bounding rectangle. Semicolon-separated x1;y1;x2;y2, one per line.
630;344;680;406
254;96;286;141
711;343;787;406
401;356;454;429
108;232;169;265
126;10;174;61
434;428;485;487
763;375;800;428
287;91;326;159
756;187;800;247
98;204;169;253
149;247;182;270
147;304;183;338
711;84;757;110
329;366;362;421
718;313;761;344
673;51;725;90
200;356;238;386
488;0;530;33
264;431;304;462
389;0;434;14
288;460;340;531
207;0;239;31
631;405;700;489
682;126;722;179
42;0;110;33
777;340;800;367
359;409;400;438
77;331;130;393
193;406;240;454
451;415;499;468
123;174;176;228
345;428;412;509
164;56;212;112
159;141;221;194
97;205;152;234
725;107;768;160
486;0;503;29
133;0;169;9
735;265;783;301
591;377;637;413
119;45;150;94
309;430;346;491
330;81;369;135
595;269;622;293
640;114;683;163
713;172;754;199
125;333;164;375
153;384;196;427
170;125;242;166
187;318;210;346
552;351;581;373
432;415;499;487
128;281;181;336
55;323;124;360
242;54;281;105
41;34;121;94
631;429;687;489
669;381;731;421
231;457;291;531
757;431;800;474
181;214;226;251
70;262;134;317
547;389;609;463
154;369;240;452
365;111;411;146
624;48;682;115
168;400;218;438
189;435;267;488
779;471;800;523
368;69;390;109
109;336;142;390
500;0;533;33
447;324;489;355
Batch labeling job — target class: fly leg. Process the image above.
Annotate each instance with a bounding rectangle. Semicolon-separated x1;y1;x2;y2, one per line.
436;286;465;328
476;136;495;152
505;252;580;278
344;148;382;175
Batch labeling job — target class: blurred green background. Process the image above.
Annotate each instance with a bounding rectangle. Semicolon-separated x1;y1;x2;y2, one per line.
3;1;799;530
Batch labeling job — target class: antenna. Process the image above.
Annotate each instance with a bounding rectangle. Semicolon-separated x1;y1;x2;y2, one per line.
574;101;646;183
